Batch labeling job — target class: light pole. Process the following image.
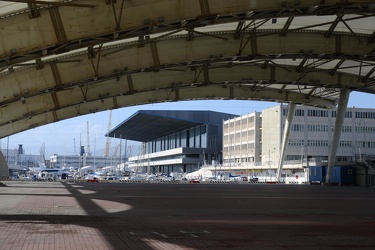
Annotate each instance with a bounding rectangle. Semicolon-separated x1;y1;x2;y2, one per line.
359;119;368;187
359;119;366;156
268;149;271;181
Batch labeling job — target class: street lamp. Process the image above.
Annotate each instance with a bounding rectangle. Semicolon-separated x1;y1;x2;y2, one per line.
273;147;276;166
268;149;271;181
359;119;366;156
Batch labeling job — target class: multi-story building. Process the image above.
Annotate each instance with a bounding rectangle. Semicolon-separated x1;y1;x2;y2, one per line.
49;154;121;171
223;104;375;170
222;112;262;166
107;110;238;174
1;144;45;170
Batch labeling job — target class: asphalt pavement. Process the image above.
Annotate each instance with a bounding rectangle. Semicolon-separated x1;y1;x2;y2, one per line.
0;181;374;250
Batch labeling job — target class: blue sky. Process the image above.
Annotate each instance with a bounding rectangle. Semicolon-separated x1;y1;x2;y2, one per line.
1;91;374;158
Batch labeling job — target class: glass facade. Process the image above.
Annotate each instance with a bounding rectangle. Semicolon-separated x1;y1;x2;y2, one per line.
146;124;209;153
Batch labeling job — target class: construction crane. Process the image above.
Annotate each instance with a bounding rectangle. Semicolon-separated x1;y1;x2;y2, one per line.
104;110;112;158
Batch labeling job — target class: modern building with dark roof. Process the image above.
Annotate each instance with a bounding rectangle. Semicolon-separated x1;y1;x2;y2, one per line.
107;110;237;174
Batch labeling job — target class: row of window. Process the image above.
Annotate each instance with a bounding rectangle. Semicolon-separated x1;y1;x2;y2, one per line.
355;112;375;119
147;125;208;153
291;124;374;133
224;116;256;125
283;109;375;119
288;139;375;148
355;126;375;133
223;130;256;144
285;155;353;161
223;143;256;152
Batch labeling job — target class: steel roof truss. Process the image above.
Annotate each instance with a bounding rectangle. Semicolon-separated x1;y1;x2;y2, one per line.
110;0;125;31
369;31;375;43
186;29;194;41
126;75;134;93
150;41;160;69
235;19;268;39
233;21;245;39
306;87;318;98
49;7;67;44
193;66;204;83
296;58;308;73
268;61;292;73
280;17;294;37
330;59;346;75
1;8;371;70
1;0;95;8
27;3;40;18
238;30;257;55
336;15;362;42
237;19;269;54
199;0;210;16
333;62;375;72
292;14;370;35
363;66;375;82
324;14;343;38
79;83;89;103
301;58;334;72
104;29;184;57
88;44;104;77
50;62;62;87
190;29;228;41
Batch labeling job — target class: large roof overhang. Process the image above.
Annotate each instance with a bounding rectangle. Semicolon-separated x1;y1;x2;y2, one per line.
107;110;218;142
0;1;374;138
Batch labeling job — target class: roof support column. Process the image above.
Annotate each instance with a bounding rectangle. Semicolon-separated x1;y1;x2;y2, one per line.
326;88;350;184
276;102;296;181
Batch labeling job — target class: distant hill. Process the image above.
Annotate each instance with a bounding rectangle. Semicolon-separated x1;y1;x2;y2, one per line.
91;142;141;158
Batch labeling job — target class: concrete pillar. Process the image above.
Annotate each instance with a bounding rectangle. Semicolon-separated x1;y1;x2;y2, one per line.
326;88;351;184
276;103;296;181
0;151;9;178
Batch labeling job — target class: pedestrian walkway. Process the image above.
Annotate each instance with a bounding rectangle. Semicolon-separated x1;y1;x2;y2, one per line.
0;181;374;249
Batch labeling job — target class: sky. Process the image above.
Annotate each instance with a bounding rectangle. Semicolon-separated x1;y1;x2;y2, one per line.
1;91;374;158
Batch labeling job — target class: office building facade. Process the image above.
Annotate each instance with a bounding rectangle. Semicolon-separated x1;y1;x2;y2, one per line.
108;110;238;174
223;104;375;170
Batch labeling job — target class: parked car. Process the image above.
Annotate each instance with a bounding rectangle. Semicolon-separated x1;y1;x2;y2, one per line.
87;179;99;183
248;177;259;182
147;174;158;181
105;176;117;181
130;175;147;181
189;179;200;184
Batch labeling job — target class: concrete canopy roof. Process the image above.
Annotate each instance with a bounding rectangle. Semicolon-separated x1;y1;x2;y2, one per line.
0;1;374;139
107;110;236;142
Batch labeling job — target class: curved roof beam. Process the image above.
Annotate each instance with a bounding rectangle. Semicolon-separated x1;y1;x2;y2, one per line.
0;0;373;67
0;0;374;138
0;30;372;138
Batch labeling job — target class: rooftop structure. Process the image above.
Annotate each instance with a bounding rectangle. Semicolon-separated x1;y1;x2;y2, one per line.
108;110;237;174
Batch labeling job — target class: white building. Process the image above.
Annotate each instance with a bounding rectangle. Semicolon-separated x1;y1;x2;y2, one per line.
223;104;375;171
50;154;122;171
222;112;262;167
1;144;45;171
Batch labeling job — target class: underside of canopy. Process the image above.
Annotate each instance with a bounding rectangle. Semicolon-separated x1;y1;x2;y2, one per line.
0;0;374;138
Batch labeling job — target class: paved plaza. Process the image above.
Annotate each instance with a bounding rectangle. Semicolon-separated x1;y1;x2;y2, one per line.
0;181;374;250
